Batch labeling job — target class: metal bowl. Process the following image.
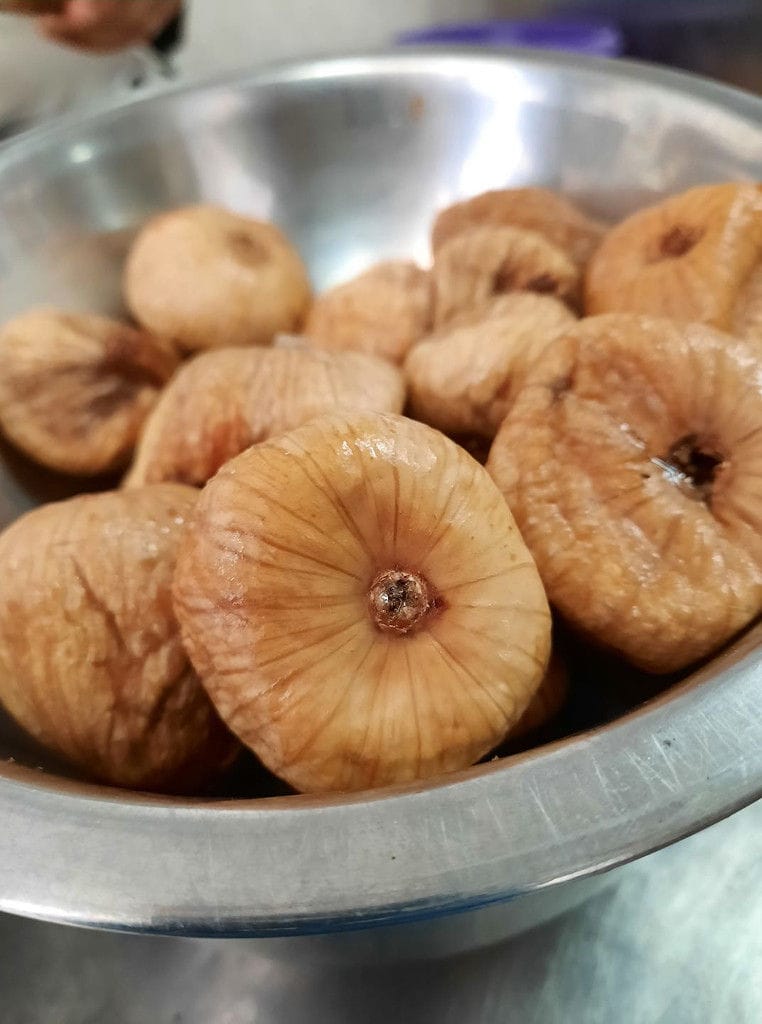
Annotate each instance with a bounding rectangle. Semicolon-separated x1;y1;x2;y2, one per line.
0;50;760;940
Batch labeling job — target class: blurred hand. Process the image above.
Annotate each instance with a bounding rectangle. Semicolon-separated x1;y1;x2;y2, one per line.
0;1;62;12
35;0;181;53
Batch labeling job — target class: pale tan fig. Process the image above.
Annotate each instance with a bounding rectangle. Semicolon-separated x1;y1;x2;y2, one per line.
304;260;432;364
487;314;762;674
432;187;606;267
0;485;237;791
510;652;569;740
125;346;404;488
432;226;580;327
585;183;762;351
0;308;178;476
405;293;576;439
124;205;312;351
173;412;551;794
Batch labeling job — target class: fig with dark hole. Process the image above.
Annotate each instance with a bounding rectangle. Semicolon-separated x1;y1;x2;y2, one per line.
432;187;606;267
432;226;580;328
585;183;762;352
487;313;762;673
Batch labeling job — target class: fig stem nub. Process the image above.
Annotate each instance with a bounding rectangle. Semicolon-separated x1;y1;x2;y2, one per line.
369;569;433;635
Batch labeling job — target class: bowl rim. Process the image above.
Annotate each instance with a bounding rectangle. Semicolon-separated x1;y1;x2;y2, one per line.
4;40;762;168
0;48;761;937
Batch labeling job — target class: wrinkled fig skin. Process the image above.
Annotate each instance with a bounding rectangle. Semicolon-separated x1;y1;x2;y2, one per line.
174;412;551;795
305;260;433;364
405;293;576;439
0;485;237;792
487;314;762;674
124;205;312;351
432;187;606;268
432;225;580;328
585;183;762;350
125;346;405;488
0;309;178;476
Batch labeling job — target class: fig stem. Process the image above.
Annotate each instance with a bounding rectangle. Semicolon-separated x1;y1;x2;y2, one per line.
368;569;435;635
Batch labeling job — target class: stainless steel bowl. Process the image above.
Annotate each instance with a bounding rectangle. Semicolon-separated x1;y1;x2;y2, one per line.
0;50;760;940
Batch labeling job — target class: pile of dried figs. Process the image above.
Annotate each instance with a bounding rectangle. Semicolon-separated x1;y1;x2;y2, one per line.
0;182;760;796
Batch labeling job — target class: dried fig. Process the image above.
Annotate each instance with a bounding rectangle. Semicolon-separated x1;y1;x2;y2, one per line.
0;308;178;476
432;226;580;327
0;485;237;791
405;293;576;439
585;183;762;350
305;260;432;364
487;314;762;674
173;412;551;794
125;346;404;488
124;205;312;351
432;187;606;267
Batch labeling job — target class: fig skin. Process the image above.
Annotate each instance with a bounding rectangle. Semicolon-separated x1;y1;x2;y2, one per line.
0;485;237;791
405;293;576;439
0;309;178;476
432;225;580;328
125;346;405;488
487;314;762;674
432;187;606;267
124;205;312;351
173;412;551;794
585;183;762;348
305;260;433;364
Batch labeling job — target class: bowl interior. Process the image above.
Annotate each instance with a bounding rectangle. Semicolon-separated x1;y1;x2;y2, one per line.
0;51;761;802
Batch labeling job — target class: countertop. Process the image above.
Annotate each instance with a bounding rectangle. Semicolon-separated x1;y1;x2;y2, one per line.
0;799;759;1023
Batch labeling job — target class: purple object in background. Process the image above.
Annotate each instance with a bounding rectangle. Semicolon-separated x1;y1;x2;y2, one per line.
554;1;762;94
396;19;624;58
557;1;752;25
